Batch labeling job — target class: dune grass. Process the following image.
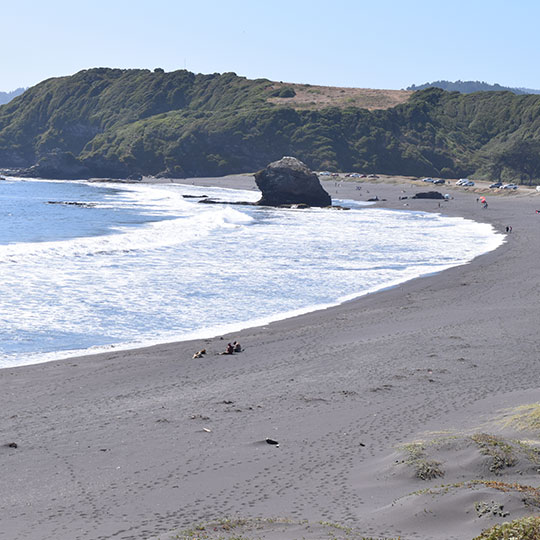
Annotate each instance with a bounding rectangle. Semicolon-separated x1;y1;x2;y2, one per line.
473;516;540;539
160;517;401;540
502;403;540;433
400;441;445;480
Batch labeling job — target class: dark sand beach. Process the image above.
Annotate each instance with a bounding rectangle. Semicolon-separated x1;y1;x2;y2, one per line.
2;176;540;539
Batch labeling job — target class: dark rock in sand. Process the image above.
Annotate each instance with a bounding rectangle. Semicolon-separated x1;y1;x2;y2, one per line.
412;191;445;200
254;156;331;207
197;198;255;206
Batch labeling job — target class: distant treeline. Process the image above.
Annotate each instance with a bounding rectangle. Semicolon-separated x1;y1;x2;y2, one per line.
0;88;26;105
407;80;540;95
1;69;540;184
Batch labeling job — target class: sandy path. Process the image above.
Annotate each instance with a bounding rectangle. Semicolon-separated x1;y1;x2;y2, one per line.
1;176;540;539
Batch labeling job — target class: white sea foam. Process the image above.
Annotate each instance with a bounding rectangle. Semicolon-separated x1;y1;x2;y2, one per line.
0;179;504;368
0;183;256;260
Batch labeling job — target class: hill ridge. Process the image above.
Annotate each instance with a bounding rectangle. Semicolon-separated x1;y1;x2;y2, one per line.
1;68;540;183
407;79;540;95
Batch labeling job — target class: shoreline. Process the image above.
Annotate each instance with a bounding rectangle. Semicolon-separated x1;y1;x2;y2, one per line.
2;175;503;370
2;175;540;539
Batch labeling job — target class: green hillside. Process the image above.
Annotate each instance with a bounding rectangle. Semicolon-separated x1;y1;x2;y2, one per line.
2;68;540;183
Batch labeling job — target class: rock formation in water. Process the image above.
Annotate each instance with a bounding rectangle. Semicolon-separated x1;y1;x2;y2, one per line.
254;156;331;207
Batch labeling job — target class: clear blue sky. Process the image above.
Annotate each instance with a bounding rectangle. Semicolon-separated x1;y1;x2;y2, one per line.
3;0;540;92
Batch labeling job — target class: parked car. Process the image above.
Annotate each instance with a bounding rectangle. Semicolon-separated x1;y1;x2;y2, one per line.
489;182;503;188
367;174;379;179
536;186;540;192
456;178;468;185
433;179;446;184
500;183;518;189
422;177;434;182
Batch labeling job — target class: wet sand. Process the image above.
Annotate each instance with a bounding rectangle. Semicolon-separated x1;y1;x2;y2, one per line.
2;176;540;539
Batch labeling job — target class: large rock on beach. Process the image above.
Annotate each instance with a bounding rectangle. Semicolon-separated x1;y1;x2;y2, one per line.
254;156;331;207
412;191;445;200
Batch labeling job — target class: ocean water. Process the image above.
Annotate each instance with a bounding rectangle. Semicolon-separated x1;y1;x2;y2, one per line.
0;177;504;368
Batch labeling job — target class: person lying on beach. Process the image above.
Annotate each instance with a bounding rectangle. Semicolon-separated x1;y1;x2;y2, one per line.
192;349;206;359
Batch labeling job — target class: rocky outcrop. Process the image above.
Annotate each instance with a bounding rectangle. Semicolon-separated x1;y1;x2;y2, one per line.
412;191;445;199
254;157;331;207
17;150;90;179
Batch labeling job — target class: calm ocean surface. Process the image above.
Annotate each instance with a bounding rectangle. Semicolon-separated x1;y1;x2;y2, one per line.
0;177;504;368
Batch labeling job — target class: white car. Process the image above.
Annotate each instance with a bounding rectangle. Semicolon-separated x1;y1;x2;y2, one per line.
461;180;475;186
456;178;469;185
500;183;518;189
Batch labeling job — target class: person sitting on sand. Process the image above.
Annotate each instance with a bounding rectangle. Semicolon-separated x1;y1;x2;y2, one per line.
192;348;206;359
233;341;242;352
220;343;234;355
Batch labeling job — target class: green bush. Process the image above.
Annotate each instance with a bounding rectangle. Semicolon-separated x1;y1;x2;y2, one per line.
473;516;540;539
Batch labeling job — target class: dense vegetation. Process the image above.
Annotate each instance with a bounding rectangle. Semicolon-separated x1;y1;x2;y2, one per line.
2;68;540;183
407;80;540;95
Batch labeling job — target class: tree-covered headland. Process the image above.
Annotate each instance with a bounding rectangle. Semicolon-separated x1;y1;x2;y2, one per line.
1;68;540;184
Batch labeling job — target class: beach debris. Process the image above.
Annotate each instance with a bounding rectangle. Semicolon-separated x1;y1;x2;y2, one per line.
6;442;18;449
222;400;234;405
474;500;509;518
265;438;279;447
369;384;393;392
190;414;210;420
99;448;108;452
202;427;212;433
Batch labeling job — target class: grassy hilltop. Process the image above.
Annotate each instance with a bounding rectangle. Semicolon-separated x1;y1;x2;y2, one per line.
1;68;540;183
